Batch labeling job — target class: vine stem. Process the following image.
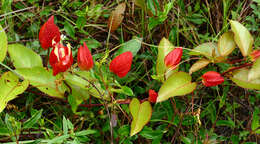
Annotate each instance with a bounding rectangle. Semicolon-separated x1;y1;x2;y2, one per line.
73;73;114;144
221;63;252;76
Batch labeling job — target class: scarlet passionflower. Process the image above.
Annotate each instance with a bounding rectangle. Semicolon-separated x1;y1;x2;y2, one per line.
49;43;73;76
39;15;61;50
77;42;94;71
109;51;133;78
148;89;158;103
202;71;224;87
164;47;183;69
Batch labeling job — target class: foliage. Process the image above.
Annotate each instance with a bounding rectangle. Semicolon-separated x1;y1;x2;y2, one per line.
0;0;259;143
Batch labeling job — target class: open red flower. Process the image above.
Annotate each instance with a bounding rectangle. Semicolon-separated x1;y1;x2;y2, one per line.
148;89;158;103
109;51;133;78
39;16;61;50
164;47;183;69
202;71;224;87
77;42;93;71
250;50;260;62
49;43;73;76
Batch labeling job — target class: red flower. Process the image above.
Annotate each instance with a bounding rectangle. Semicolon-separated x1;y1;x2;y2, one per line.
77;42;94;71
164;47;183;69
202;71;224;87
250;50;260;62
39;16;61;50
49;43;73;76
109;51;133;78
148;89;158;103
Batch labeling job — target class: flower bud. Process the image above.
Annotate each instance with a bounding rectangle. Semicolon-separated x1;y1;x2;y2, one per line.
148;89;158;103
49;43;73;76
77;42;94;71
39;16;61;50
202;71;224;87
250;50;260;62
109;51;133;78
164;47;183;69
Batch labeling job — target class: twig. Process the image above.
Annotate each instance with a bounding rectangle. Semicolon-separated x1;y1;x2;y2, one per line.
221;63;252;76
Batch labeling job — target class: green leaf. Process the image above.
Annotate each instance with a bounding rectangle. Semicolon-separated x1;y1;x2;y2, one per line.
65;71;108;100
156;37;175;82
231;68;260;90
218;31;236;56
157;72;197;102
115;36;142;57
16;67;66;98
121;86;134;96
67;83;90;113
0;72;29;113
8;44;43;68
23;109;43;129
216;120;235;128
63;116;68;135
230;20;254;57
75;130;97;136
64;21;75;38
251;107;259;131
189;58;210;74
248;58;260;81
130;98;152;136
0;24;7;62
189;42;217;59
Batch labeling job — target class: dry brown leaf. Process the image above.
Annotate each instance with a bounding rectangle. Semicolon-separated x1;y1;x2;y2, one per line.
108;3;126;32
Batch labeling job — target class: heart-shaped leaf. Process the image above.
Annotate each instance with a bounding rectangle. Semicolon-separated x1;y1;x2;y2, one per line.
218;31;236;56
8;44;43;68
0;24;7;62
0;72;29;113
189;59;210;74
108;3;126;32
230;20;254;57
157;72;197;102
248;58;260;81
16;67;66;98
115;36;142;57
189;42;217;59
231;68;260;90
156;37;175;82
130;98;152;136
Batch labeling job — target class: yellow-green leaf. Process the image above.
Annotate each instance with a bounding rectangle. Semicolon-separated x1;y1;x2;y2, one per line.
130;98;152;136
189;42;217;59
156;37;175;82
65;71;109;100
108;3;126;32
16;67;66;98
0;24;7;62
218;31;236;56
189;59;210;74
157;72;196;102
248;58;260;81
231;68;260;90
230;20;254;57
0;72;29;113
8;44;43;68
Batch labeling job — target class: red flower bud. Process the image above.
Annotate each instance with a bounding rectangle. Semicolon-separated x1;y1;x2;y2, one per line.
49;43;73;76
202;71;224;87
109;51;133;78
164;47;183;69
250;50;260;62
77;42;94;71
39;16;61;50
148;89;158;103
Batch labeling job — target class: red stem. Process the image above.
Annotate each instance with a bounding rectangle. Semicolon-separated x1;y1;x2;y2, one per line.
221;63;252;76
